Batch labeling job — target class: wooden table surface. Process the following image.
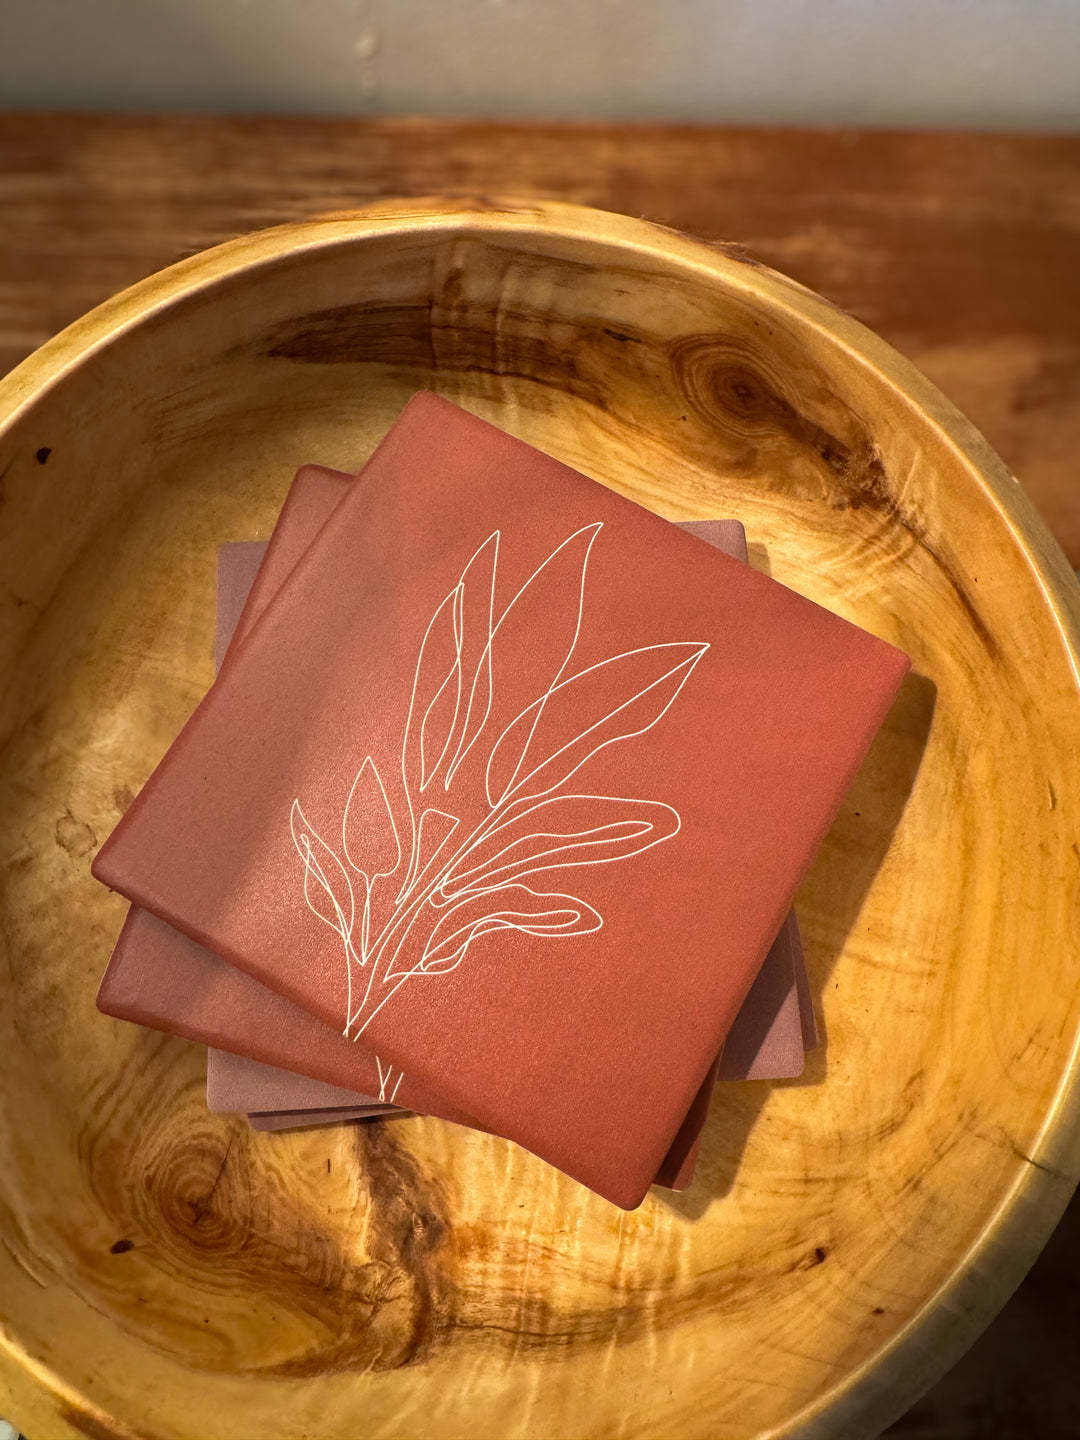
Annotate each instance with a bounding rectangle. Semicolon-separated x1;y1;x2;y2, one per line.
2;114;1078;1438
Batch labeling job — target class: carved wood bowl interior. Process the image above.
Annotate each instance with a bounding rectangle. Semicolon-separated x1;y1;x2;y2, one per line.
1;199;1079;1440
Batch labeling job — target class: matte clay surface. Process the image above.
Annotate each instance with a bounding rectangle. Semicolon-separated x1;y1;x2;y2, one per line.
98;469;474;1128
205;517;809;1133
1;200;1079;1440
717;913;806;1082
113;477;809;1174
93;393;906;1208
208;1049;382;1114
99;905;469;1119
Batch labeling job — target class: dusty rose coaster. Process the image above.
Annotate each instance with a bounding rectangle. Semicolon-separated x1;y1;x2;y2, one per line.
207;1047;382;1111
248;1108;392;1132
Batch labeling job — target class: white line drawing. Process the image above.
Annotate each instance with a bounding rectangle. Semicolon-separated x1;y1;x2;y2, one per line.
288;521;709;1040
375;1055;405;1103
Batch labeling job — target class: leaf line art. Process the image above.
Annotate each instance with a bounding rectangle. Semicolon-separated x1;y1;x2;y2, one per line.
288;521;709;1042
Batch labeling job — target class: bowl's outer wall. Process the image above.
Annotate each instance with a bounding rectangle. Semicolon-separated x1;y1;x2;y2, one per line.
1;200;1079;1440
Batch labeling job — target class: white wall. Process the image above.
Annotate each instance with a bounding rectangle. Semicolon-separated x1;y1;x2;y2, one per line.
1;0;1078;129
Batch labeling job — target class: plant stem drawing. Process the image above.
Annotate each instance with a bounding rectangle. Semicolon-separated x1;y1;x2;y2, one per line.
375;1057;404;1103
289;522;709;1042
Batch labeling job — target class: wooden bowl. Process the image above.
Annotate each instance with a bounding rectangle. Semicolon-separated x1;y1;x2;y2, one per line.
2;199;1079;1440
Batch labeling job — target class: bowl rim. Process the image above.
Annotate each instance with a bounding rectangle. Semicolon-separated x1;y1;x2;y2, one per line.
2;193;1076;654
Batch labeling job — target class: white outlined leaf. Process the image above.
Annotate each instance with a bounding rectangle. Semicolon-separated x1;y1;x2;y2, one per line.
290;799;356;954
443;531;499;788
420;650;461;791
486;642;708;805
439;793;681;899
414;884;603;976
396;806;459;902
449;524;602;803
343;756;401;881
402;584;460;800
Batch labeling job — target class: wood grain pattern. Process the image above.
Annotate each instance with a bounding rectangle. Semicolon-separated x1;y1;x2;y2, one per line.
1;199;1078;1440
2;117;1080;568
